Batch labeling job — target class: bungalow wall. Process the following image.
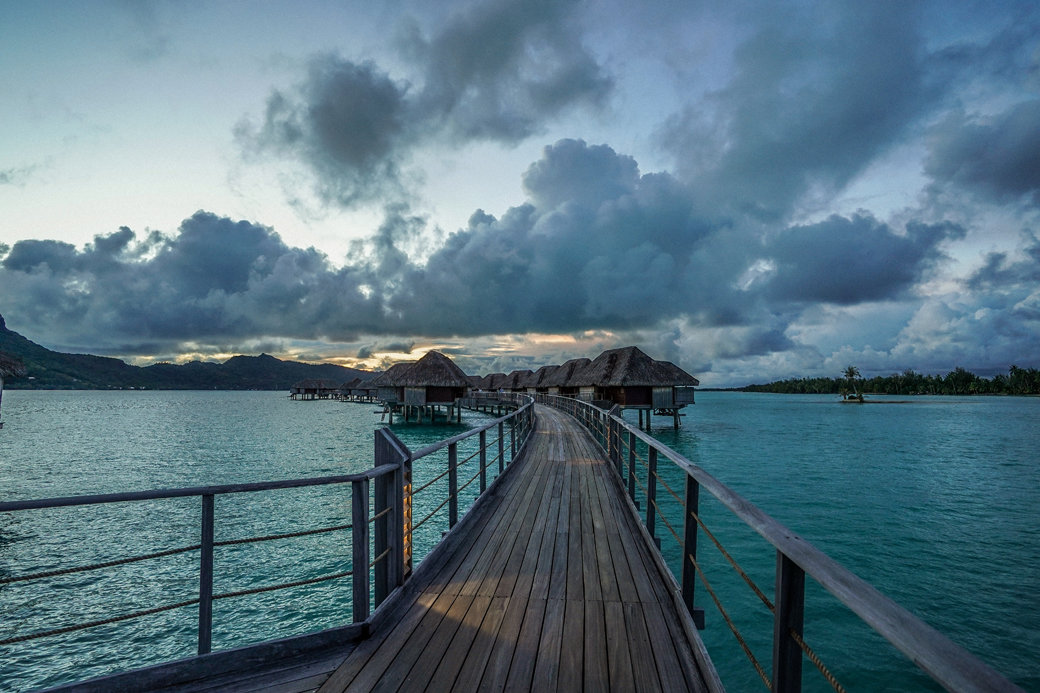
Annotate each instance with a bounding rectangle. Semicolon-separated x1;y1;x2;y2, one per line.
378;386;403;404
426;386;461;404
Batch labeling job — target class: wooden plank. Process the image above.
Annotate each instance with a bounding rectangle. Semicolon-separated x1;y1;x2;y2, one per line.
565;455;585;603
473;446;552;598
330;590;451;691
503;597;548;691
604;601;635;691
591;468;640;603
392;593;475;691
605;472;660;603
579;458;603;603
478;592;535;692
495;451;556;599
583;599;609;692
423;594;493;691
449;595;509;692
176;649;345;693
587;453;621;603
531;598;565;691
558;598;584;692
623;600;663;691
643;600;705;693
532;494;562;600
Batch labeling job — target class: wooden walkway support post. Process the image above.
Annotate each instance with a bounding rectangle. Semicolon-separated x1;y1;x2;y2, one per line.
352;478;370;623
373;471;393;607
772;552;806;693
198;493;215;655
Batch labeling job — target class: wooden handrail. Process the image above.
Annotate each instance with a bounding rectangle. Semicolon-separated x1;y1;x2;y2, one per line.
537;394;1022;693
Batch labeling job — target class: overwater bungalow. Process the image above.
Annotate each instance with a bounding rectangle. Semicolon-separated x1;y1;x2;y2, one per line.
542;357;592;398
475;372;507;391
289;379;340;400
568;346;699;427
372;351;472;423
337;378;377;403
524;364;560;395
369;363;415;409
501;369;534;393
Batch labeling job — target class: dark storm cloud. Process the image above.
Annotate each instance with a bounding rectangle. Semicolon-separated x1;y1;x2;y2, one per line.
0;212;386;350
966;232;1040;292
925;100;1040;204
239;0;611;208
760;215;965;304
236;56;411;207
659;2;927;221
1;139;975;358
404;0;611;143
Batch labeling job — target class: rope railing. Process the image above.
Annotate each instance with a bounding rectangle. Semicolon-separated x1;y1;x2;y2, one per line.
688;552;773;690
536;393;1021;693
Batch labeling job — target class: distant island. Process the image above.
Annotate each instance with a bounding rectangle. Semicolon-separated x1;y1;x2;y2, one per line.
2;311;1038;395
735;366;1040;396
0;314;370;390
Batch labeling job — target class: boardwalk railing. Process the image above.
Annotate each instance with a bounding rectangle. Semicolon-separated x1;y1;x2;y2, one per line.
0;395;534;687
537;394;1021;693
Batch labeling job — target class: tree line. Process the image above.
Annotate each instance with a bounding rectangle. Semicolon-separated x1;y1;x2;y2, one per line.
740;365;1040;396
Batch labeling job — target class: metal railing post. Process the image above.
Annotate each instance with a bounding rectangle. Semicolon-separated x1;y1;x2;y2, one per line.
646;447;658;546
352;478;370;622
498;421;505;474
448;442;458;528
510;418;516;461
479;429;487;493
682;475;705;629
198;493;214;655
627;431;637;504
773;552;806;693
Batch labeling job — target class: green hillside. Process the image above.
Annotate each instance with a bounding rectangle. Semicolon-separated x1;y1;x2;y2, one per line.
0;314;371;390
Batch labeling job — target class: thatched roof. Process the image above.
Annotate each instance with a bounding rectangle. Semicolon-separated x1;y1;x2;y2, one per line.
340;377;364;390
543;358;592;387
569;346;699;387
291;378;340;390
476;372;507;390
374;351;471;388
657;360;700;386
526;364;560;388
0;351;26;378
502;369;534;389
368;362;415;387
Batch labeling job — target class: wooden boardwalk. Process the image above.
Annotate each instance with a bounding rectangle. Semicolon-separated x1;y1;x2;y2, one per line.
318;404;713;692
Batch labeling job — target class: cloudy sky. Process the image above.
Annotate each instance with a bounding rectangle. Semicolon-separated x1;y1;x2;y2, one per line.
2;0;1038;385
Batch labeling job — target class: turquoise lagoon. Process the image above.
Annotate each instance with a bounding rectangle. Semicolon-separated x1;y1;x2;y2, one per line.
0;390;1037;691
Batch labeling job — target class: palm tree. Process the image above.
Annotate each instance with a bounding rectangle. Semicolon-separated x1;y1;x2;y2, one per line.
843;365;862;401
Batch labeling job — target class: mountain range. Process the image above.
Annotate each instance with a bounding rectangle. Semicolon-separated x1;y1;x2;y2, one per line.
0;314;372;390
